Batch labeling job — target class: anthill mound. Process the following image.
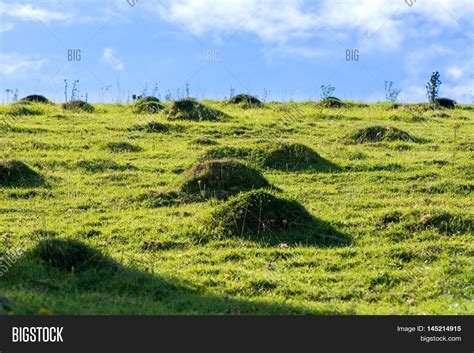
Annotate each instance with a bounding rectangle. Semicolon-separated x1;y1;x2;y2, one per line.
258;142;338;171
205;190;316;239
180;159;270;199
29;238;117;273
133;96;164;114
19;95;50;104
228;94;263;108
168;99;224;121
347;126;417;143
0;160;45;187
62;100;94;113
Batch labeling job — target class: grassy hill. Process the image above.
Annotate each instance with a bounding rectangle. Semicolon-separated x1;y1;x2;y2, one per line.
0;99;472;314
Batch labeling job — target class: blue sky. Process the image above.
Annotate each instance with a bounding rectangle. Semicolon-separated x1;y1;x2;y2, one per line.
1;0;473;103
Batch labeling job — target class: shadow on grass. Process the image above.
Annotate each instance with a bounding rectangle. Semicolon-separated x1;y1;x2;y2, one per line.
2;239;329;314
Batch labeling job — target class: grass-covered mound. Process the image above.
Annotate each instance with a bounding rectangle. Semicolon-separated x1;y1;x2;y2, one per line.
317;97;344;108
62;100;94;113
258;142;338;171
180;159;270;199
133;96;164;114
434;98;456;109
5;103;44;117
347;126;417;143
206;190;318;240
104;141;142;153
19;95;50;104
408;211;473;235
0;160;45;187
168;99;224;121
129;121;170;133
29;238;117;273
228;94;263;108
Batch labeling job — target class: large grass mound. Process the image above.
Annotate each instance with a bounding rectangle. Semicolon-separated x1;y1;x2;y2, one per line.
62;100;94;113
19;95;50;104
259;142;338;171
434;98;456;109
347;126;417;143
228;94;263;108
180;159;270;199
168;99;224;121
0;160;45;187
206;190;318;240
29;238;117;273
133;96;164;114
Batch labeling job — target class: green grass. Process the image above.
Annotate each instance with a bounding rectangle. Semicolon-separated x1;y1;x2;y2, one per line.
0;100;472;315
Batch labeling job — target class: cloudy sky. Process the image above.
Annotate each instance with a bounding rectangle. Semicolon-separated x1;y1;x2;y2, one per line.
0;0;473;103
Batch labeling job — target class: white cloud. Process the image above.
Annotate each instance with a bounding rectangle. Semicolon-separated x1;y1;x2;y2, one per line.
144;0;474;50
0;53;47;75
0;2;72;23
102;48;124;71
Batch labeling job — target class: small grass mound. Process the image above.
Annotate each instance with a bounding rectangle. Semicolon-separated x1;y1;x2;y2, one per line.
129;121;170;133
259;142;338;171
180;159;270;199
5;104;44;116
206;190;316;239
62;100;94;113
133;96;164;114
0;160;45;187
168;99;224;121
29;238;117;273
228;94;263;108
413;211;472;234
317;97;344;108
347;126;417;143
105;141;142;153
19;95;50;103
200;146;254;161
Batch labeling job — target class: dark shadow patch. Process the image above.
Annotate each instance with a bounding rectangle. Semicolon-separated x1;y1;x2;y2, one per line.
31;229;59;238
0;160;46;187
3;239;321;314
